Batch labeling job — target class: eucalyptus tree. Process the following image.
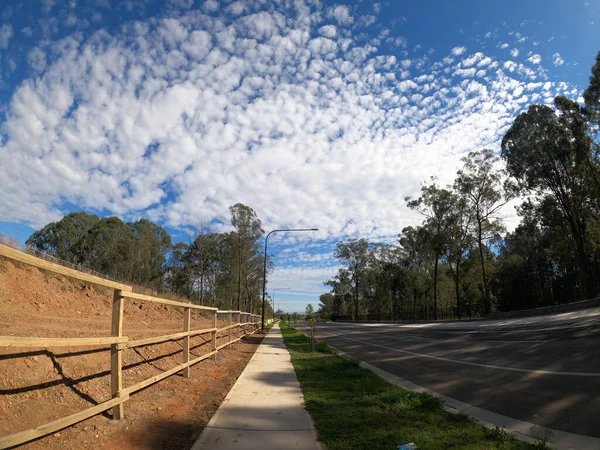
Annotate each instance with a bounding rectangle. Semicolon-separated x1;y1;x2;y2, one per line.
583;51;600;126
26;211;100;262
324;268;353;318
334;238;370;320
406;180;457;320
455;150;507;315
446;192;474;319
229;203;264;311
130;219;172;290
501;96;600;299
398;225;432;320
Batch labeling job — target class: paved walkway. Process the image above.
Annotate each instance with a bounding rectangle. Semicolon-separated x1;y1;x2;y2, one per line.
191;323;323;450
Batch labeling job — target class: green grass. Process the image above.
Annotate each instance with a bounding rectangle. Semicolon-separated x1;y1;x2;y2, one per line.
280;323;543;450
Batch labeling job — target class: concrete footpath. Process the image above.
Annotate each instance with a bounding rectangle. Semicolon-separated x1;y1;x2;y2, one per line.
191;323;324;450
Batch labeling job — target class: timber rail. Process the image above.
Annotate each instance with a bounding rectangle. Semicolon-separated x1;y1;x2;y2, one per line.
0;243;262;449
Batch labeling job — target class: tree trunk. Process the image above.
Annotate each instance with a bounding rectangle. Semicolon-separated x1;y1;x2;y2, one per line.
413;287;417;321
237;244;242;311
477;219;491;315
354;276;359;320
200;268;204;304
454;257;462;319
433;254;439;320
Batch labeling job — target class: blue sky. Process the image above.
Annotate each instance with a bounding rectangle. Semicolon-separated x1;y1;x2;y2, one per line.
0;0;598;312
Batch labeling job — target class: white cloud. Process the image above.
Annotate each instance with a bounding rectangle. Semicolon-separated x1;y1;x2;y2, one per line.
553;52;564;66
0;2;567;269
0;24;13;48
65;14;77;27
500;43;509;49
510;48;519;57
477;56;492;67
21;26;33;36
387;36;407;48
27;47;47;72
327;5;353;25
503;61;517;72
41;0;55;12
527;54;541;64
318;24;336;38
451;46;466;56
454;68;476;77
203;0;218;12
461;52;484;67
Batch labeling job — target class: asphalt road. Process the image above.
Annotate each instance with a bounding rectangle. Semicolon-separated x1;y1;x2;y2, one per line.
312;315;600;438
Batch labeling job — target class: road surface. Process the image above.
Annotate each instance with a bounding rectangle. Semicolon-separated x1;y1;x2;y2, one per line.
313;311;600;439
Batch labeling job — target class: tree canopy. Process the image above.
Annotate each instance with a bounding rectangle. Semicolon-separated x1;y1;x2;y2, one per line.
25;203;271;315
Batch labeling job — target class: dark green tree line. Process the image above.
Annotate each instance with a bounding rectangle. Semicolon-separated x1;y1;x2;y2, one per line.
26;203;270;314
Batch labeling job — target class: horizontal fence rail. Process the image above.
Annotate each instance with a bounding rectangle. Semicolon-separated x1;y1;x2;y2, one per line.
0;243;263;449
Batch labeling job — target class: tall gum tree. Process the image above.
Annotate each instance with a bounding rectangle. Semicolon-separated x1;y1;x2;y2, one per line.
455;150;507;315
406;179;457;320
334;238;370;320
501;96;600;299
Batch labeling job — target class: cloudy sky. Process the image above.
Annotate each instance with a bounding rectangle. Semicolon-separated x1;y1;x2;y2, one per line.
0;0;598;311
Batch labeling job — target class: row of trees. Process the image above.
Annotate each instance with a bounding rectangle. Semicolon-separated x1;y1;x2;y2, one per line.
26;204;270;314
320;51;600;321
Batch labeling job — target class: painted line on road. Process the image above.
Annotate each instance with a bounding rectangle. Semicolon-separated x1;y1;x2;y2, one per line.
330;321;600;333
326;329;551;344
319;331;600;377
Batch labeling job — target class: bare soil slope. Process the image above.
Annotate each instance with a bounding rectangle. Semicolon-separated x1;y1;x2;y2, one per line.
0;258;261;449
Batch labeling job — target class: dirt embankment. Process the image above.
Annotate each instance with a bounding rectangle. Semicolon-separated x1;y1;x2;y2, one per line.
0;258;262;449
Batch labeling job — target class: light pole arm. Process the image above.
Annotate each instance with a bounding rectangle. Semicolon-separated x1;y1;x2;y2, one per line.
261;228;318;332
261;232;274;332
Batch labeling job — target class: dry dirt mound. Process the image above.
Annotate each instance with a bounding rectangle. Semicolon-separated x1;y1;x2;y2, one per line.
0;259;260;449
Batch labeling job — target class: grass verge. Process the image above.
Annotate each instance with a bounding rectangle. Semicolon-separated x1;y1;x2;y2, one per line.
280;322;544;450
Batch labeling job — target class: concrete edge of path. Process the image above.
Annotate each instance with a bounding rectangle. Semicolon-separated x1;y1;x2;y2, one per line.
189;330;266;450
331;347;600;450
191;325;326;450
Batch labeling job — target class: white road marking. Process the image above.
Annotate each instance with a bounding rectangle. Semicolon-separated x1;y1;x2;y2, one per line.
318;331;600;377
324;328;551;344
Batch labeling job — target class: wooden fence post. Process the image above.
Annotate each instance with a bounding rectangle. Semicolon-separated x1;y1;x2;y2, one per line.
182;305;191;378
228;312;232;347
212;310;217;361
111;289;124;420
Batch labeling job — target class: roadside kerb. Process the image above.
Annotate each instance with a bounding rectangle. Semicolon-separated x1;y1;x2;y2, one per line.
296;324;600;450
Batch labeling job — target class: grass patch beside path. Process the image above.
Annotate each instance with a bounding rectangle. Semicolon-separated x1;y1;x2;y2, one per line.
280;322;542;450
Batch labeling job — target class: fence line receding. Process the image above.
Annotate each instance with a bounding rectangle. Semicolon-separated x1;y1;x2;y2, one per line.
0;243;263;449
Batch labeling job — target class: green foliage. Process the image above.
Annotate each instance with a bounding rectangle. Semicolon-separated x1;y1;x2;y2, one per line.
502;92;600;299
26;213;171;289
279;323;539;450
27;211;100;262
583;51;600;124
334;238;370;320
406;179;459;319
25;203;269;314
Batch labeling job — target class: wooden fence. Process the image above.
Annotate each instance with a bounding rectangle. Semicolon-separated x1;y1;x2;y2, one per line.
0;243;262;449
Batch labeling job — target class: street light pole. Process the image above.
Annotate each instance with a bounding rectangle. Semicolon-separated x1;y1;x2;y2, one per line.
262;228;318;332
272;288;291;322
